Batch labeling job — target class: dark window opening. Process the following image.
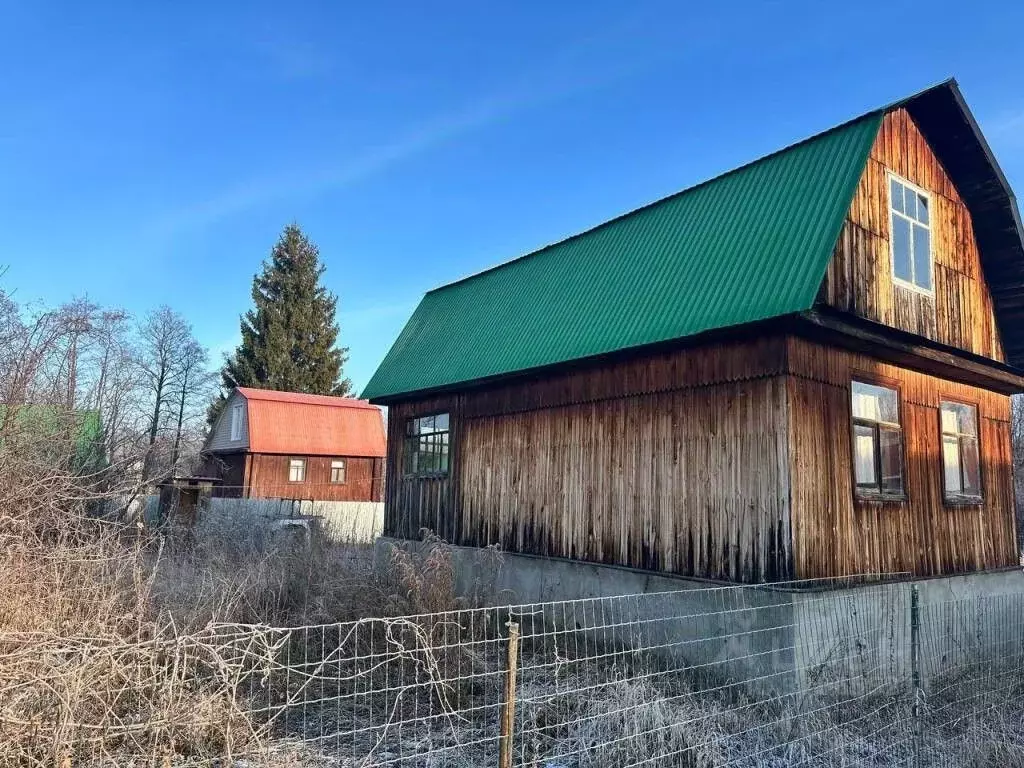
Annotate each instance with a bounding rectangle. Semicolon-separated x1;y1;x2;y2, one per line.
404;413;450;477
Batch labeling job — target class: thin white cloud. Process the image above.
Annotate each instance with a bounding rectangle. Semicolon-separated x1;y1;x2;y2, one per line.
151;84;567;236
151;8;678;237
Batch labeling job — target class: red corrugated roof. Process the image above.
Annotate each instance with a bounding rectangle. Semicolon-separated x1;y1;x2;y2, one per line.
236;387;386;457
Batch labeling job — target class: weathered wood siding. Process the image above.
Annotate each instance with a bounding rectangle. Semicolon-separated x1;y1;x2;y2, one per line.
820;108;1005;361
384;338;794;582
246;454;382;502
385;393;464;541
786;337;1016;580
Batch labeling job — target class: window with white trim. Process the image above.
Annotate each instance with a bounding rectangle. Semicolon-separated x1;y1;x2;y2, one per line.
330;459;347;484
889;174;933;292
940;401;982;502
288;458;306;483
852;380;904;498
230;403;244;441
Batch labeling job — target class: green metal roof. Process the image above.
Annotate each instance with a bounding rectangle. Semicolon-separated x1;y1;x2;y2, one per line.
363;112;883;401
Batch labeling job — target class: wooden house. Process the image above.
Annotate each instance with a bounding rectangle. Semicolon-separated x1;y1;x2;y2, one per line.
202;387;386;502
362;81;1024;583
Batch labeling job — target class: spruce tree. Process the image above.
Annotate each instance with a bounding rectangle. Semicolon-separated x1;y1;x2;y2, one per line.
210;225;351;423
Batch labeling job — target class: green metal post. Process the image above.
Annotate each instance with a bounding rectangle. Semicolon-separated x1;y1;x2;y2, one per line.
910;584;922;767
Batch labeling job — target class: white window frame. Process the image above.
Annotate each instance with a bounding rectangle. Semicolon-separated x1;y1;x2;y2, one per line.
887;172;934;296
288;458;306;483
330;459;347;484
230;403;244;442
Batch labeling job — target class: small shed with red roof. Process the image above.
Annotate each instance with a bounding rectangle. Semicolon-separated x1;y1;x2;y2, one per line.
202;387;386;502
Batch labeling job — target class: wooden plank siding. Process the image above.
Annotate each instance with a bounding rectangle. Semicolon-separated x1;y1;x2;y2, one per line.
245;454;382;502
785;336;1016;580
385;337;795;582
820;108;1005;362
383;332;1018;583
380;109;1020;584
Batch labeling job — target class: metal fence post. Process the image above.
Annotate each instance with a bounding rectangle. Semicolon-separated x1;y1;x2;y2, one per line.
910;584;922;767
499;620;521;768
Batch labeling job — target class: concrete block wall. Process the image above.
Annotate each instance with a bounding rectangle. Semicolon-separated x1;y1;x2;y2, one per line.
378;538;1024;697
379;538;801;695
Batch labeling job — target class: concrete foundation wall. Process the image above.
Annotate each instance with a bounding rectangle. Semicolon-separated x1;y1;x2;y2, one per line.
379;538;801;694
793;568;1024;689
378;538;1024;696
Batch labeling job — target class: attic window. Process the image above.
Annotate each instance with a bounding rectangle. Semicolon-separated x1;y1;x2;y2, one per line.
230;403;243;441
889;174;933;293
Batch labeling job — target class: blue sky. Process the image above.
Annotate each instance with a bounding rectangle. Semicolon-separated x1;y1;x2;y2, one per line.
3;1;1024;394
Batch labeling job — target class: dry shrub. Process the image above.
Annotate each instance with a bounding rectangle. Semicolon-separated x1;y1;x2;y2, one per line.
388;531;463;615
149;514;389;628
516;667;729;768
0;413;267;763
0;628;273;765
148;519;481;629
919;667;1024;768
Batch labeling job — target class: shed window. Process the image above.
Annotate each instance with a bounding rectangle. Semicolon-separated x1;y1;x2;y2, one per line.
330;459;347;484
940;401;981;502
404;413;449;477
288;458;306;483
852;381;904;498
230;403;243;441
889;174;932;292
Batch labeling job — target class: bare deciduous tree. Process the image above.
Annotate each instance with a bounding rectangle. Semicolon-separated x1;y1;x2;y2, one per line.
170;339;215;470
137;307;191;447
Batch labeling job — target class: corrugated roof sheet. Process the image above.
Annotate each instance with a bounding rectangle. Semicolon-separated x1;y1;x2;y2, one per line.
363;111;883;400
236;387;386;457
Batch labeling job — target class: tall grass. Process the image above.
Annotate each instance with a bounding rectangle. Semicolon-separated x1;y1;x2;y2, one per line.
0;408;470;764
3;416;1024;765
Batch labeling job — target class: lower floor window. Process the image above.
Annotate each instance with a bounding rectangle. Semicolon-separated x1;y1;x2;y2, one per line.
851;380;904;498
941;401;981;501
404;413;450;477
288;458;306;482
330;459;347;484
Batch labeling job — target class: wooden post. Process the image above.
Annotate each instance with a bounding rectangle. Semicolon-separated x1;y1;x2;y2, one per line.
498;621;520;768
910;584;922;767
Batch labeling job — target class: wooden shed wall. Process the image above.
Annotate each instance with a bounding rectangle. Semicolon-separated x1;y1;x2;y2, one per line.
246;454;382;502
785;336;1017;580
820;107;1005;361
384;337;794;582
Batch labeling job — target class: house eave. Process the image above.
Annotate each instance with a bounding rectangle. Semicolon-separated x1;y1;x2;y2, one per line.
368;308;1024;406
797;308;1024;395
366;315;805;406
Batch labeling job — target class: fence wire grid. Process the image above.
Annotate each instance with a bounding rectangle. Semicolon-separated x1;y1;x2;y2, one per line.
4;577;1024;767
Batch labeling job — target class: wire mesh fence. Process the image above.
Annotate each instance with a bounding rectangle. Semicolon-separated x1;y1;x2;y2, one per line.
4;576;1024;766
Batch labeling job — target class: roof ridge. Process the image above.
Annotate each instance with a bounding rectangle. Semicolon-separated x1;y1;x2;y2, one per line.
423;79;956;297
237;387;377;409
